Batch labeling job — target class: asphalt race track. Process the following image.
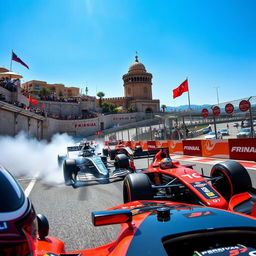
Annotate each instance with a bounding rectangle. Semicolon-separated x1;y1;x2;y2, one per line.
18;157;256;252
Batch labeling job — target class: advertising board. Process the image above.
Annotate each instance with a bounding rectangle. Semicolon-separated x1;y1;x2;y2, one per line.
229;138;256;161
183;140;202;156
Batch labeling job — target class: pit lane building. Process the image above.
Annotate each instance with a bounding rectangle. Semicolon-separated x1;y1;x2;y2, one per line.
101;55;160;113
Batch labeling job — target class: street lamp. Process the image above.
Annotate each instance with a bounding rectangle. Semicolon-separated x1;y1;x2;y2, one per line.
214;87;220;105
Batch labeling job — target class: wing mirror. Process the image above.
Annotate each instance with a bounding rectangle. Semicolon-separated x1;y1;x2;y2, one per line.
92;209;132;228
37;214;49;240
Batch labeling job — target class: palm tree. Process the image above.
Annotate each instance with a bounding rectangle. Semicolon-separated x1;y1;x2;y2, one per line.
161;104;167;112
40;87;51;100
97;91;105;107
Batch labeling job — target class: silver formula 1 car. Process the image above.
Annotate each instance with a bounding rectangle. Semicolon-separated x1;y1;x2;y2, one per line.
57;141;105;167
63;149;134;187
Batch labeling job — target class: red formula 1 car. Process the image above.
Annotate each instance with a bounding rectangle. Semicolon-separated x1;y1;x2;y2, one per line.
102;141;158;160
1;165;256;256
123;147;256;217
37;201;256;256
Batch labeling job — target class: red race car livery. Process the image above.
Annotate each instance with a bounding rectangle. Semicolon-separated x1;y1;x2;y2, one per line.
123;147;256;217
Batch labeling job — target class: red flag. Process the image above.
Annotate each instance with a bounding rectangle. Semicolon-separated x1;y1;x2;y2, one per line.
173;79;189;99
29;96;38;105
12;51;29;69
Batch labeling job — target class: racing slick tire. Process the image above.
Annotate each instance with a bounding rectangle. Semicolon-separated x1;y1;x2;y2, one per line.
63;159;79;186
114;154;129;169
102;148;109;157
135;145;143;153
110;149;117;160
123;173;153;203
58;154;66;168
210;160;252;201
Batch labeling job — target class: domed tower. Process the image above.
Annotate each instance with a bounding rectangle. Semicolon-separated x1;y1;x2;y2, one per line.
122;55;153;100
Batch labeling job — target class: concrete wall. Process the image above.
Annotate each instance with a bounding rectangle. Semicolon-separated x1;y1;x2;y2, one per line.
42;100;96;116
0;102;44;139
0;86;29;106
42;112;146;140
0;87;12;102
0;101;147;140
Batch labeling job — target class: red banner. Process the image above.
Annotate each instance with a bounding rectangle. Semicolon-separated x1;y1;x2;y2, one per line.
147;141;157;151
229;138;256;161
183;140;202;156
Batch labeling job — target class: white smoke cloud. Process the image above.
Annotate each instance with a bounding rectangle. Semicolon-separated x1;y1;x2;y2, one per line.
93;139;105;155
0;132;75;185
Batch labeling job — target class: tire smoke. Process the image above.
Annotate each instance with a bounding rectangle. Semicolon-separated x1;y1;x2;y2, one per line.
0;132;75;185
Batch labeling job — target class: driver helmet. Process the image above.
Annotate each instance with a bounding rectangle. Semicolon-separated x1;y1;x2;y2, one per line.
83;143;90;150
160;158;173;169
0;165;37;256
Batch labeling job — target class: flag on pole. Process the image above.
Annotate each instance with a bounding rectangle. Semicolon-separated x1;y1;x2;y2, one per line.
12;52;29;69
29;95;38;105
173;79;189;99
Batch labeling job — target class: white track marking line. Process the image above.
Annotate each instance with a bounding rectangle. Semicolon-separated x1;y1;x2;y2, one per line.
24;172;40;197
24;178;37;197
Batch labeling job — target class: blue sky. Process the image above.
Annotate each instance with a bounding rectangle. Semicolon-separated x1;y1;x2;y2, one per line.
0;0;255;106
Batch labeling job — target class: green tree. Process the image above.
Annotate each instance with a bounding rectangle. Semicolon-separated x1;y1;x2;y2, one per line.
102;101;116;113
128;105;136;113
161;104;167;112
40;87;51;100
58;90;64;98
97;91;105;107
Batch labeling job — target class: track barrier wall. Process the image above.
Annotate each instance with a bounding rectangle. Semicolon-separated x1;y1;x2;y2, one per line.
106;138;256;161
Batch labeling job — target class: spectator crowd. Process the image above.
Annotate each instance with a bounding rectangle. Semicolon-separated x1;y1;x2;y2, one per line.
0;77;20;92
0;78;99;120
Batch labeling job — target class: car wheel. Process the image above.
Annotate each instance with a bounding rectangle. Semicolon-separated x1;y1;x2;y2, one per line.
135;145;143;153
102;148;109;157
210;161;252;201
123;173;153;203
114;153;129;169
63;159;79;186
110;149;117;160
57;154;66;168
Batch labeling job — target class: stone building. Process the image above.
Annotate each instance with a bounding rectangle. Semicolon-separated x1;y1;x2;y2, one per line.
101;56;160;113
22;80;80;98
